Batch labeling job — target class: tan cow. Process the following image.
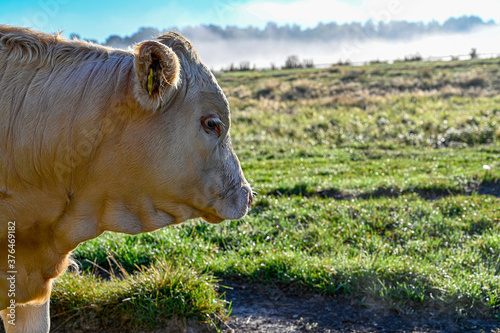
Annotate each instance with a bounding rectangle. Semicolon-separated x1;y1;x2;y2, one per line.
0;25;252;332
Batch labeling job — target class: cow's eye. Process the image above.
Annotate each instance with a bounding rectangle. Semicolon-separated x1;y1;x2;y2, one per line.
201;115;223;137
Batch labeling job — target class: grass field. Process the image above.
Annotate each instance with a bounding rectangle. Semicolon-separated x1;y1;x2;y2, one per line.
52;58;500;331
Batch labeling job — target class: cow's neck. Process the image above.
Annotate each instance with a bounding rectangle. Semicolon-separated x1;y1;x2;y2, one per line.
53;193;179;253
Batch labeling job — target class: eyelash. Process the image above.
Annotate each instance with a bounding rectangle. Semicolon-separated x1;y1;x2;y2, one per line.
201;115;223;137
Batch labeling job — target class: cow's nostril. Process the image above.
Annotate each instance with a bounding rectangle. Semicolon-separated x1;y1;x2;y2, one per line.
248;192;253;207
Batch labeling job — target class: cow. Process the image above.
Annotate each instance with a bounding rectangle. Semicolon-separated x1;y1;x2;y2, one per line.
0;25;253;332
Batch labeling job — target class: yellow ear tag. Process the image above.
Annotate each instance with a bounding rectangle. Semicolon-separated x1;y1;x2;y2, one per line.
147;68;153;96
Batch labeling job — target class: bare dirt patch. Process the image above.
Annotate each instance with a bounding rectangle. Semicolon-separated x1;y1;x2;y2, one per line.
220;279;500;333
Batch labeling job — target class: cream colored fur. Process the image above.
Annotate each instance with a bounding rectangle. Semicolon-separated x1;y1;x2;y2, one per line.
0;25;251;332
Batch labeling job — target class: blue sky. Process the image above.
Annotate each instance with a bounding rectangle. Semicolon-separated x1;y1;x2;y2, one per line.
1;0;498;42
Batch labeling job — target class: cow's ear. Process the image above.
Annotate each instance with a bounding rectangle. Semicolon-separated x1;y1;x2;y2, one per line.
133;41;180;111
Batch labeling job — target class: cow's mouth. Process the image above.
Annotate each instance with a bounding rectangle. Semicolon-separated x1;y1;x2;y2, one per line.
202;213;225;224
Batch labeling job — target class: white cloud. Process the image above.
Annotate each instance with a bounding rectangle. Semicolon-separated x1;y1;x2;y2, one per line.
239;0;368;26
233;0;500;27
392;0;500;23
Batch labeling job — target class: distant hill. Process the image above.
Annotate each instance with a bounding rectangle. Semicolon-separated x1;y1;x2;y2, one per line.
92;15;495;49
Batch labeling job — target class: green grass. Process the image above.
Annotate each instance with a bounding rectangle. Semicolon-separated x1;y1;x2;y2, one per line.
53;58;500;330
71;194;500;316
241;146;499;197
52;263;226;331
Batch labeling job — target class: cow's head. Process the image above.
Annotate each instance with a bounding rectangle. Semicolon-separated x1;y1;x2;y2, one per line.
124;32;252;226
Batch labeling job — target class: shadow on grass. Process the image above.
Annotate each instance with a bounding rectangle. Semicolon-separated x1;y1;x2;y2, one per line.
268;180;500;200
478;181;500;197
221;276;500;333
218;257;500;320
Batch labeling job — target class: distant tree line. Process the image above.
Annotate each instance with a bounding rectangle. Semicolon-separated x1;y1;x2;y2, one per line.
223;55;315;72
100;15;495;48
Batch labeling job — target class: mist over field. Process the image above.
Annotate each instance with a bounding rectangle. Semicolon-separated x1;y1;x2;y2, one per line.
97;16;499;70
192;26;500;69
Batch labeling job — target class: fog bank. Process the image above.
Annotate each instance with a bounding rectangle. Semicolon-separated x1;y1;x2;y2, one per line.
191;26;500;70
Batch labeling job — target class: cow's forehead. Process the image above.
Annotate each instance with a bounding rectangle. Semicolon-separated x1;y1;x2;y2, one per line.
198;89;230;117
185;63;230;115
